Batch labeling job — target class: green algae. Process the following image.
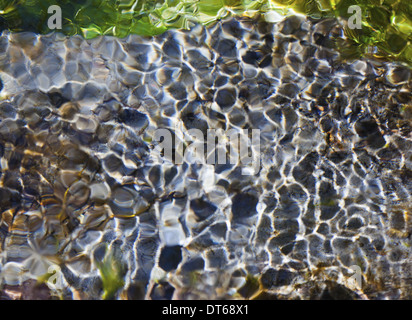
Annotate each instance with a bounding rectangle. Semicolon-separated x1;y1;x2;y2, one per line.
0;0;411;66
237;273;260;299
95;245;125;300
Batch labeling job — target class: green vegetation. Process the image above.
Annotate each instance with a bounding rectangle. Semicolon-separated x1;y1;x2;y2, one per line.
95;246;125;300
0;0;411;66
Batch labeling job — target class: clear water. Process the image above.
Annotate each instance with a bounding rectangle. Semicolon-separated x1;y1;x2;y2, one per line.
0;15;411;300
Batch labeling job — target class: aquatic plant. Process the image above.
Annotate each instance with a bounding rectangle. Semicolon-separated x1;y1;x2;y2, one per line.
0;0;411;66
95;246;125;300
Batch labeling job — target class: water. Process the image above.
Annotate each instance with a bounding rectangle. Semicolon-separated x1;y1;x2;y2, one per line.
0;15;411;300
